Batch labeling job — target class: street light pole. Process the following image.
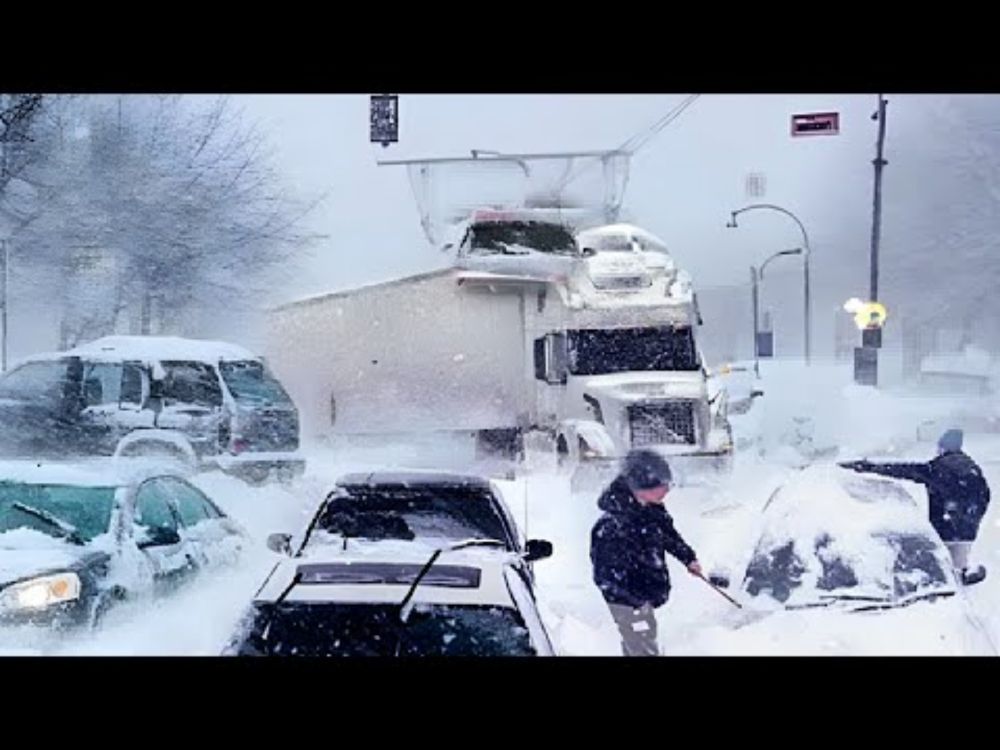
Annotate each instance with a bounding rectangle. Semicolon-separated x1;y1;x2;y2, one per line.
869;94;888;303
728;204;812;365
749;248;803;379
750;265;760;378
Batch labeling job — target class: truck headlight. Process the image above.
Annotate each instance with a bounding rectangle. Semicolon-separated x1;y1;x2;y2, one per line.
0;573;81;611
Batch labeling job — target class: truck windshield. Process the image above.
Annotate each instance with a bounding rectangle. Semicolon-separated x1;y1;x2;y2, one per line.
568;327;699;374
469;221;578;256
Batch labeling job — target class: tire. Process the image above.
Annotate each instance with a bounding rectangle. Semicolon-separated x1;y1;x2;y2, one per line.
241;466;271;486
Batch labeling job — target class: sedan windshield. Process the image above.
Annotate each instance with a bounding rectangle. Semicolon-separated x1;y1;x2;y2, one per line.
0;483;116;543
231;603;536;656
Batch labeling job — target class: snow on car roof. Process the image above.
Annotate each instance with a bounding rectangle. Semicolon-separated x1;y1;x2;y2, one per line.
257;544;518;608
65;336;259;364
761;464;930;538
576;223;670;252
335;470;494;490
0;458;176;488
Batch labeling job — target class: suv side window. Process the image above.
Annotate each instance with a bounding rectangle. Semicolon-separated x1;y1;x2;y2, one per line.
121;363;144;407
82;362;123;407
0;360;71;406
160;361;223;408
134;479;179;531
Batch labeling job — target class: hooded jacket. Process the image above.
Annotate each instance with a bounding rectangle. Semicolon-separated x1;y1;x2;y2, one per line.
590;477;697;608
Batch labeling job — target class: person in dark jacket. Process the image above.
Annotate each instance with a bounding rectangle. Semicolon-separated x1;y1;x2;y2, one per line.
840;428;990;584
590;449;701;656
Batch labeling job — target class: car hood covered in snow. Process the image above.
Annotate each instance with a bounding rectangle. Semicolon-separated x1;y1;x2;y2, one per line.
0;529;99;587
741;464;958;609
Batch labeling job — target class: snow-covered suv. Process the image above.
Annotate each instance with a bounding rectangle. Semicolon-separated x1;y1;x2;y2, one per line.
0;336;305;484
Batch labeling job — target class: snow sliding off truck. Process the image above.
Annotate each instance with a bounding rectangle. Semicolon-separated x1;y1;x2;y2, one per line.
266;212;733;480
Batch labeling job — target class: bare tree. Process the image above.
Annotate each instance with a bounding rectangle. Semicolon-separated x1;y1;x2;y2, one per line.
7;94;321;346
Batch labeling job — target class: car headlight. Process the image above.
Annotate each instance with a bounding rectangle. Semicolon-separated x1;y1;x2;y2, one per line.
0;573;82;612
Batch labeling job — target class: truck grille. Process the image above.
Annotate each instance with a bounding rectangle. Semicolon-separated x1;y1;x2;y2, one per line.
628;401;696;446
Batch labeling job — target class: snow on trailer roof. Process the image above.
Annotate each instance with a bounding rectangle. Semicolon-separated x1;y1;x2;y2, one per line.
269;269;455;313
66;336;259;364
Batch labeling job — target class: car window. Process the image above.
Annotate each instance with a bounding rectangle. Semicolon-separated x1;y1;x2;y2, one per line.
82;362;123;407
0;483;116;543
316;487;512;547
233;603;536;656
165;478;221;527
0;360;71;405
121;363;144;406
160;361;223;408
134;479;179;531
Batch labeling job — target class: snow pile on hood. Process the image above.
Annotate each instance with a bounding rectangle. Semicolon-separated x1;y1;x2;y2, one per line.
742;465;953;607
0;529;84;586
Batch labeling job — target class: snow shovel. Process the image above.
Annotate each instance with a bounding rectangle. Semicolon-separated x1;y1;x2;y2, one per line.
693;570;743;609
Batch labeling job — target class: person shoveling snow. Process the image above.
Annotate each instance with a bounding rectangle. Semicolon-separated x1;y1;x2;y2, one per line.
840;428;990;586
590;449;704;656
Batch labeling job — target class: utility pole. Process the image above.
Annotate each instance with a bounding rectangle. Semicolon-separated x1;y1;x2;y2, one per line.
870;94;888;303
1;92;8;372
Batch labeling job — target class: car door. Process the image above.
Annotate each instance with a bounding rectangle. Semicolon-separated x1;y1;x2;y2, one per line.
154;361;225;453
162;477;244;567
133;477;196;594
0;358;80;457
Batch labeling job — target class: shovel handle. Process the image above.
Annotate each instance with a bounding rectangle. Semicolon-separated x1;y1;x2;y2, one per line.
694;571;743;609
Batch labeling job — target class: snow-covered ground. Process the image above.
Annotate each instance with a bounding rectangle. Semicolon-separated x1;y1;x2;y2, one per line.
4;357;1000;656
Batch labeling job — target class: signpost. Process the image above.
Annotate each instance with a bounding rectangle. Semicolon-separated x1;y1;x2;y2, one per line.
791;112;840;137
370;94;399;148
845;298;888;386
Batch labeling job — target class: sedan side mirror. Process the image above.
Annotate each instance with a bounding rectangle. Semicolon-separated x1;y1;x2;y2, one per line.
751;390;764;399
524;539;553;562
137;525;182;549
267;533;293;556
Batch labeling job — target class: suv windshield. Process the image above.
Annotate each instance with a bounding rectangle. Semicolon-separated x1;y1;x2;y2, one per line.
568;327;700;375
469;221;578;256
232;603;535;656
0;483;116;543
313;487;512;547
220;361;292;406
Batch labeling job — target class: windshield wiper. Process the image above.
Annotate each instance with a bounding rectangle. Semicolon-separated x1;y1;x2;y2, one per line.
398;538;506;624
11;502;85;545
818;594;892;602
851;590;955;612
393;538;505;657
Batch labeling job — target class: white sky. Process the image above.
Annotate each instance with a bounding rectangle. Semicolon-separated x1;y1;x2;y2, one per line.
235;93;937;306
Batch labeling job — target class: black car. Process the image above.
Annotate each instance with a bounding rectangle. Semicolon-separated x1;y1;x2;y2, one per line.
0;461;246;629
